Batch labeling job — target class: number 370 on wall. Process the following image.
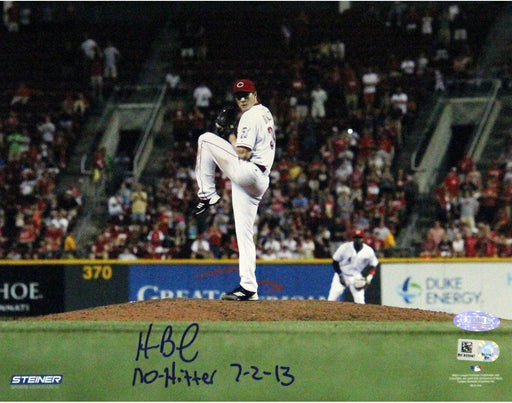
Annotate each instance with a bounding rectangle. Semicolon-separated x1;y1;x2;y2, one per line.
82;265;113;280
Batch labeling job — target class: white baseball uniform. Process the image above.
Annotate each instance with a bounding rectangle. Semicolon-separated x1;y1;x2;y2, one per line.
195;103;275;294
328;241;379;304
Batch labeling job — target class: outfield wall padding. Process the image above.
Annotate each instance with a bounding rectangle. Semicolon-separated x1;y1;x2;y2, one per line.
1;259;511;319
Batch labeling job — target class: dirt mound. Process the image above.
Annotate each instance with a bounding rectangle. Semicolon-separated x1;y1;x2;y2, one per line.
29;299;455;322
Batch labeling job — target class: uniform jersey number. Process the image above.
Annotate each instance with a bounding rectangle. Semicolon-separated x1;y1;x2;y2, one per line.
82;265;113;280
268;127;275;149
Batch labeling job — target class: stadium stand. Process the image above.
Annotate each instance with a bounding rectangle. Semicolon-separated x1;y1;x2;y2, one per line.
0;2;164;258
0;2;507;259
85;2;505;260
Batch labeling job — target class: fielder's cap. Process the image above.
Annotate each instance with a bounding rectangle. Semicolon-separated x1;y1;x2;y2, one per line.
353;229;365;238
233;79;256;93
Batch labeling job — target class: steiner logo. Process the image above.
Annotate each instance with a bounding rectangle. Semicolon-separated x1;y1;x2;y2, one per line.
397;277;422;303
10;375;63;385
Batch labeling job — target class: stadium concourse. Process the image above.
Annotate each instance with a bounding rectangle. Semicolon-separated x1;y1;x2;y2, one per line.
0;2;507;260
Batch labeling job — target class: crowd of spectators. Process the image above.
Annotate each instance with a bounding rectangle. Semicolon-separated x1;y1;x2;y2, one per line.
0;4;150;260
422;133;512;257
0;2;501;260
88;2;497;260
0;81;88;259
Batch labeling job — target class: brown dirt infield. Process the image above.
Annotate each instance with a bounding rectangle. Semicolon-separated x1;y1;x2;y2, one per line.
29;299;455;322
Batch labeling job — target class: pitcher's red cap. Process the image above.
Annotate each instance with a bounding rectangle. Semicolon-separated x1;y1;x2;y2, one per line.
353;229;365;238
233;79;256;93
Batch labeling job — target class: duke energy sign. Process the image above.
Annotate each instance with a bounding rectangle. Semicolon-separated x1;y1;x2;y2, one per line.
381;262;512;320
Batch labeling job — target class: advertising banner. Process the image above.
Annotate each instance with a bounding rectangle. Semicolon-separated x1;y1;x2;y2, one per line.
0;265;64;316
129;263;335;301
381;262;512;320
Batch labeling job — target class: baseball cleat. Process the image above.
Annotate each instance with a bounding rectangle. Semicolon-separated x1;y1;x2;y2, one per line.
194;194;222;216
221;285;259;301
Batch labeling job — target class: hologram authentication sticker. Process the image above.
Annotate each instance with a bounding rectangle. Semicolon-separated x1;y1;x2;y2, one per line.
457;339;500;362
453;311;500;332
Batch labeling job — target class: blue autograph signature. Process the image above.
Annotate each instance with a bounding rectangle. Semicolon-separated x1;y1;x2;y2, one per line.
132;323;295;388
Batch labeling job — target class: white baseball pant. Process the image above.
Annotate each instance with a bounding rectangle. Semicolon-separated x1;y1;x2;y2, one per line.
327;273;366;304
196;132;269;293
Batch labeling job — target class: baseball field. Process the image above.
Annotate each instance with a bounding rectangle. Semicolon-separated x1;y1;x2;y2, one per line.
0;299;510;401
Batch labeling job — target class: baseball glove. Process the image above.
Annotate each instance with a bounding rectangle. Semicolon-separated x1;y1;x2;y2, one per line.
354;278;367;290
215;104;238;139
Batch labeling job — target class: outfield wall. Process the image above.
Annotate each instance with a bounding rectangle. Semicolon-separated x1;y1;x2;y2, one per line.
1;259;511;319
381;261;512;320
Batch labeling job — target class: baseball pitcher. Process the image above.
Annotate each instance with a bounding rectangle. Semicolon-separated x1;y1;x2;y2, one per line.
328;229;379;304
194;79;276;301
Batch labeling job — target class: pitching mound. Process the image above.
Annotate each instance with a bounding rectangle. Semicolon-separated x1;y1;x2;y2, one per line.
29;299;455;322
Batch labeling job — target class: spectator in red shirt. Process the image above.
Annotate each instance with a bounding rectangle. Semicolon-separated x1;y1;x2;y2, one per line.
376;127;395;160
479;224;499;257
465;165;482;192
18;222;36;249
463;227;480;258
365;172;381;202
334;136;353;162
444;166;460;200
341;62;360;111
350;160;366;189
387;190;406;227
458;155;474;176
147;223;165;250
43;222;63;257
357;129;376;160
168;100;188;134
224;234;239;259
434;182;452;222
478;180;499;224
207;221;223;258
485;161;503;187
91;234;111;259
10;82;33;108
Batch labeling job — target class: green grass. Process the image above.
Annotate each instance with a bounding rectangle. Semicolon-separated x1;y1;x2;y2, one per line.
0;321;510;401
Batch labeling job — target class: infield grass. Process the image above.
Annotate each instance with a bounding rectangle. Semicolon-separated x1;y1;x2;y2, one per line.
0;321;510;401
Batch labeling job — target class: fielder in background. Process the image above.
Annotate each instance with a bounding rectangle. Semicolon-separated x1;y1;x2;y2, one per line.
328;229;380;304
194;79;276;301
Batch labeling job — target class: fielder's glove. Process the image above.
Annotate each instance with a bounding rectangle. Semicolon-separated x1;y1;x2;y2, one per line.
354;277;367;290
215;104;237;139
